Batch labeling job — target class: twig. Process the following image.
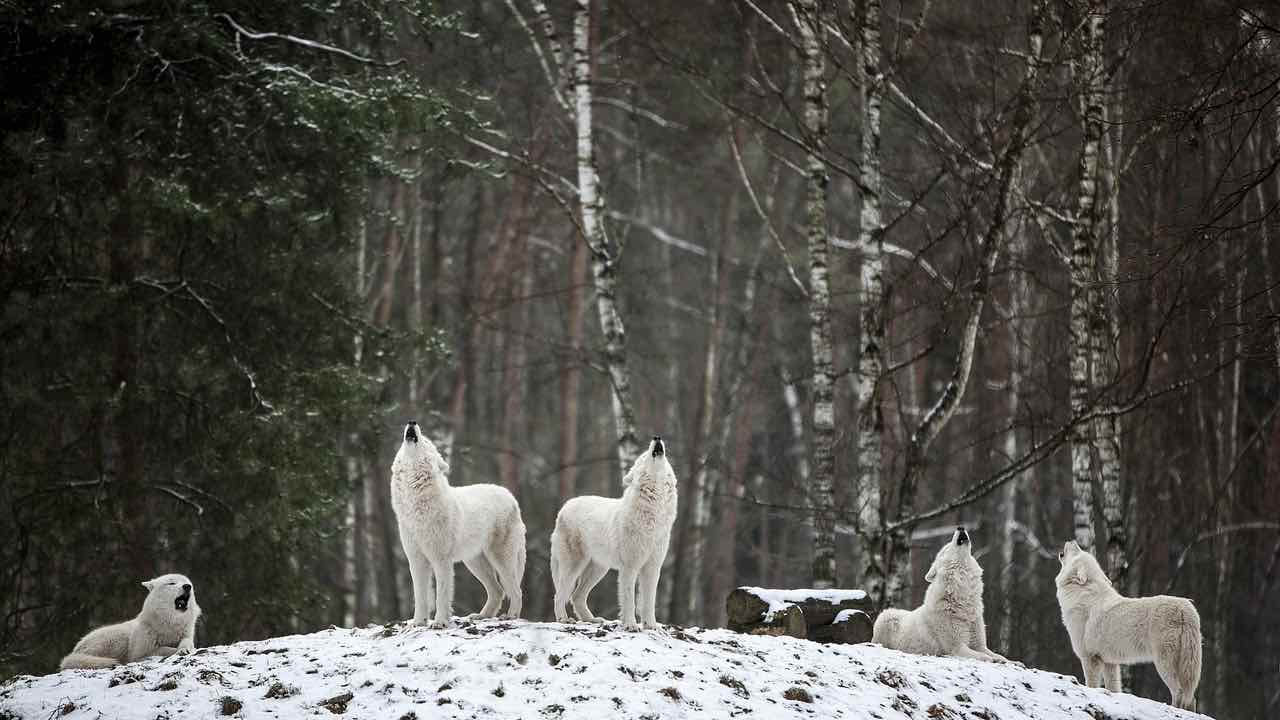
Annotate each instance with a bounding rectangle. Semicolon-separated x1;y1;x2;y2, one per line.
729;127;808;297
216;14;404;67
503;0;569;111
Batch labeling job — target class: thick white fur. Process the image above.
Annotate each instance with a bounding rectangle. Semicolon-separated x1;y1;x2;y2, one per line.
1055;541;1201;710
550;438;678;630
391;424;526;628
872;529;1007;663
60;573;201;670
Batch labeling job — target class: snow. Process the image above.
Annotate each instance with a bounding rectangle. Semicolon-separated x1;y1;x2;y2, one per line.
739;586;868;621
834;609;868;624
0;619;1207;720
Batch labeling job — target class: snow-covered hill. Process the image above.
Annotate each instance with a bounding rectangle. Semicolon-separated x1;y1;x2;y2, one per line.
0;619;1208;720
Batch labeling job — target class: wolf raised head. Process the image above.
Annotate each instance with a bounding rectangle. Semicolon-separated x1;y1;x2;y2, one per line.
60;573;202;671
391;422;527;628
1055;541;1201;710
551;436;679;631
872;527;1008;663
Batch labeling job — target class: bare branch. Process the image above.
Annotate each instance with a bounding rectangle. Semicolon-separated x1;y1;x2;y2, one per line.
216;14;404;67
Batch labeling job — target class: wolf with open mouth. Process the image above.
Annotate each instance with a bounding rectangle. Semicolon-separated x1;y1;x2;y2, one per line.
59;573;202;670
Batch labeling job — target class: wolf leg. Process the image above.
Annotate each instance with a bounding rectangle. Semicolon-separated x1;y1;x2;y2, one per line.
617;566;640;631
401;526;435;625
429;557;454;628
572;561;610;622
1081;655;1105;687
638;552;664;629
463;554;502;619
1102;663;1122;692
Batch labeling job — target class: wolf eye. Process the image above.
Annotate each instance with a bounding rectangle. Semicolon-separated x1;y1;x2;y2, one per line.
1058;551;1064;560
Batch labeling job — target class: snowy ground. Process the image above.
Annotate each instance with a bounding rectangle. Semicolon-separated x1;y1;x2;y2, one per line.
1;619;1209;720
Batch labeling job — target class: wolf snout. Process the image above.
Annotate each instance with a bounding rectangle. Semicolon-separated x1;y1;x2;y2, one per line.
956;526;969;546
652;436;664;457
404;421;419;443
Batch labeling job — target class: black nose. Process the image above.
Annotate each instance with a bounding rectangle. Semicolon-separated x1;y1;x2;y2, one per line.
956;526;969;545
182;584;191;592
652;436;664;456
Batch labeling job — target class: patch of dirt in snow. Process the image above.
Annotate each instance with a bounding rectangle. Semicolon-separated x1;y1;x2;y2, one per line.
0;619;1211;720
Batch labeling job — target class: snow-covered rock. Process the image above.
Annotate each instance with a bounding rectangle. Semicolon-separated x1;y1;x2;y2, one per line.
0;619;1209;720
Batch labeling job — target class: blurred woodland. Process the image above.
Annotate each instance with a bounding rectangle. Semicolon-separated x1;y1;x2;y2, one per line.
2;1;1279;717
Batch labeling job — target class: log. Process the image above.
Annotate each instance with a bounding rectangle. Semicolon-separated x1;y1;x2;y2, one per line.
808;609;873;644
725;587;874;644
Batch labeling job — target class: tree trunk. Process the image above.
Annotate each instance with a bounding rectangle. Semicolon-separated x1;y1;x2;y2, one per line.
559;234;589;501
999;212;1034;650
372;174;406;622
574;0;641;474
1069;0;1106;556
854;0;887;604
1098;77;1127;586
797;0;837;590
682;214;733;624
725;587;874;643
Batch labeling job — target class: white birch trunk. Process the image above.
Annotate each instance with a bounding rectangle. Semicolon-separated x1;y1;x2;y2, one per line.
854;0;887;603
574;0;641;472
1098;79;1126;585
797;0;837;590
1069;0;1106;555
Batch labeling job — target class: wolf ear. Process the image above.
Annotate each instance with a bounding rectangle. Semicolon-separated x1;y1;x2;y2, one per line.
924;565;938;583
141;580;155;591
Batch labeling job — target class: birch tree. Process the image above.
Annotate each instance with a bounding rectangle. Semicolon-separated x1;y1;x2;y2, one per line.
796;0;838;589
573;0;642;472
853;0;887;602
1068;0;1106;557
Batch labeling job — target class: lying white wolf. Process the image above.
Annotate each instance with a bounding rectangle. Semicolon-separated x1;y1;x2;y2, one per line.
551;436;678;630
1056;540;1201;710
873;527;1008;663
391;421;526;628
60;573;200;670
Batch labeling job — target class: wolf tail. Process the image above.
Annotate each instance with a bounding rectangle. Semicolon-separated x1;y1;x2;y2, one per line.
1173;600;1202;711
60;653;121;670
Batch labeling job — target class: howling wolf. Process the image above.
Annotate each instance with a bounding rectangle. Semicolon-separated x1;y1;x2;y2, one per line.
60;573;201;670
391;421;526;628
873;527;1008;663
1056;540;1201;710
551;436;678;631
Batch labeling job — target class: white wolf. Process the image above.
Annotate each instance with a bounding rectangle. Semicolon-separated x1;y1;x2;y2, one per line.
872;527;1008;663
550;436;678;630
391;421;526;628
1055;540;1201;710
60;573;200;670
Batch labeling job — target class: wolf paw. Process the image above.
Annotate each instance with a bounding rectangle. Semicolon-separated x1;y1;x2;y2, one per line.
423;619;449;630
622;623;642;632
642;622;663;631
